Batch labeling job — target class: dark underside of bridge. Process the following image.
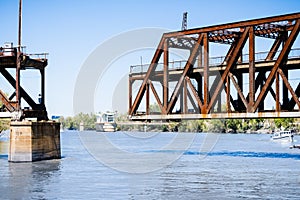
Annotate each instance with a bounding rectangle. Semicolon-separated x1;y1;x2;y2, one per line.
129;12;300;121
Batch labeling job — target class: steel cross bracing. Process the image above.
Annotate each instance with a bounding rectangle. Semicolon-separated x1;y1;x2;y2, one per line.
128;13;300;120
0;46;48;120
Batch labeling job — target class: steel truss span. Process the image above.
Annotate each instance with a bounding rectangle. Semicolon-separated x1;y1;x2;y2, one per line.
129;13;300;120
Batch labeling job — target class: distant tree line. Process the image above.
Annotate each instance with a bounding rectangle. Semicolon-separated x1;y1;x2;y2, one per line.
116;113;299;133
59;113;97;130
0;119;10;133
0;99;10;132
0;109;298;133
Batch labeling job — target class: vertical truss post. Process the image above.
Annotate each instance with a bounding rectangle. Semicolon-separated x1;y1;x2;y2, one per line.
146;82;150;115
184;78;188;113
180;86;184;113
282;69;289;109
217;92;221;112
282;31;289;108
197;74;203;104
203;33;209;114
275;71;280;111
128;79;132;112
236;72;243;110
16;53;21;110
40;69;45;105
226;76;231;112
248;26;255;112
163;39;169;112
259;79;265;111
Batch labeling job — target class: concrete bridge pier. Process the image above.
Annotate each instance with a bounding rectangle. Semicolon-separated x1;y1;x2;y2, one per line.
8;121;61;162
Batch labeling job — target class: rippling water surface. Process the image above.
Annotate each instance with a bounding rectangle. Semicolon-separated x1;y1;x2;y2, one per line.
1;131;300;199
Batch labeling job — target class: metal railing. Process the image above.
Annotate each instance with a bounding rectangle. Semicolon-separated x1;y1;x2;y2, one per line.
130;48;300;74
0;46;48;60
26;53;48;60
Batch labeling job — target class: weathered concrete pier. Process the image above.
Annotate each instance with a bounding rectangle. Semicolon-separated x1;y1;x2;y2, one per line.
9;121;60;162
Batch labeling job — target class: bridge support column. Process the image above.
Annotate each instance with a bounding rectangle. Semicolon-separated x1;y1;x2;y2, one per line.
8;121;61;162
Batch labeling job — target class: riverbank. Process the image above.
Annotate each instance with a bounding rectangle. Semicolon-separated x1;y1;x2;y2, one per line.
116;118;300;134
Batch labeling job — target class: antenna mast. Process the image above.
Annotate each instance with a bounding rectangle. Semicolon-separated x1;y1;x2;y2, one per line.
16;0;22;110
181;12;188;30
18;0;22;52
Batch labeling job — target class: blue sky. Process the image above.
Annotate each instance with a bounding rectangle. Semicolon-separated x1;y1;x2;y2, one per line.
0;0;299;116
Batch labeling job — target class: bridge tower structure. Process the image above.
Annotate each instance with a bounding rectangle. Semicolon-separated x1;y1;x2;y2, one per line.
0;0;61;162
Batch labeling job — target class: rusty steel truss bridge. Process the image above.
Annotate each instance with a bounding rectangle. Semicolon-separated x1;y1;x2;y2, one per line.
129;13;300;121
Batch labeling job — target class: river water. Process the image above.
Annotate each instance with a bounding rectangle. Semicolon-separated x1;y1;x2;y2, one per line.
1;131;300;199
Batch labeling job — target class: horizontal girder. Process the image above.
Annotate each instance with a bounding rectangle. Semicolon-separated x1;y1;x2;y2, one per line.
131;111;300;121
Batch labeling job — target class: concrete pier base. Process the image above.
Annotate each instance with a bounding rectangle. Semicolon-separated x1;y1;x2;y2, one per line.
9;121;61;162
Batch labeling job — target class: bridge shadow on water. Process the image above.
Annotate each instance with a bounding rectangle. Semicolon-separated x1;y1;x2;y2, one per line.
0;154;8;159
144;150;300;160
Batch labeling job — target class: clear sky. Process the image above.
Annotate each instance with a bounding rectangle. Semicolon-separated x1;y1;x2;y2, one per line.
0;0;299;117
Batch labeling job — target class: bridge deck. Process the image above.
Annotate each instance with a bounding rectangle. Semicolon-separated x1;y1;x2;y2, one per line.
0;54;47;70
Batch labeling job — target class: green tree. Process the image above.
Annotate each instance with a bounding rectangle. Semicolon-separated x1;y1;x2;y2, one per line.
73;112;97;130
274;118;295;130
64;116;75;130
248;119;264;131
204;119;225;133
0;119;10;132
225;119;242;133
149;103;161;113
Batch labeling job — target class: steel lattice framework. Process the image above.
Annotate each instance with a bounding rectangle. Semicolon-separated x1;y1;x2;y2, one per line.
0;47;48;120
129;13;300;120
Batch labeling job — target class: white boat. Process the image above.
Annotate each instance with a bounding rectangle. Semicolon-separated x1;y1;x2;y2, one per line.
95;112;117;132
271;130;294;141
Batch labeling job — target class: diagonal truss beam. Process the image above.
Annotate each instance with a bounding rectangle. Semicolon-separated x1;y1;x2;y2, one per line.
252;19;300;112
265;36;282;61
287;83;300;109
186;89;199;113
229;73;248;109
278;68;300;109
166;34;204;113
0;90;17;112
149;80;166;114
0;68;38;110
129;36;165;115
262;75;277;101
186;77;203;110
207;27;250;113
